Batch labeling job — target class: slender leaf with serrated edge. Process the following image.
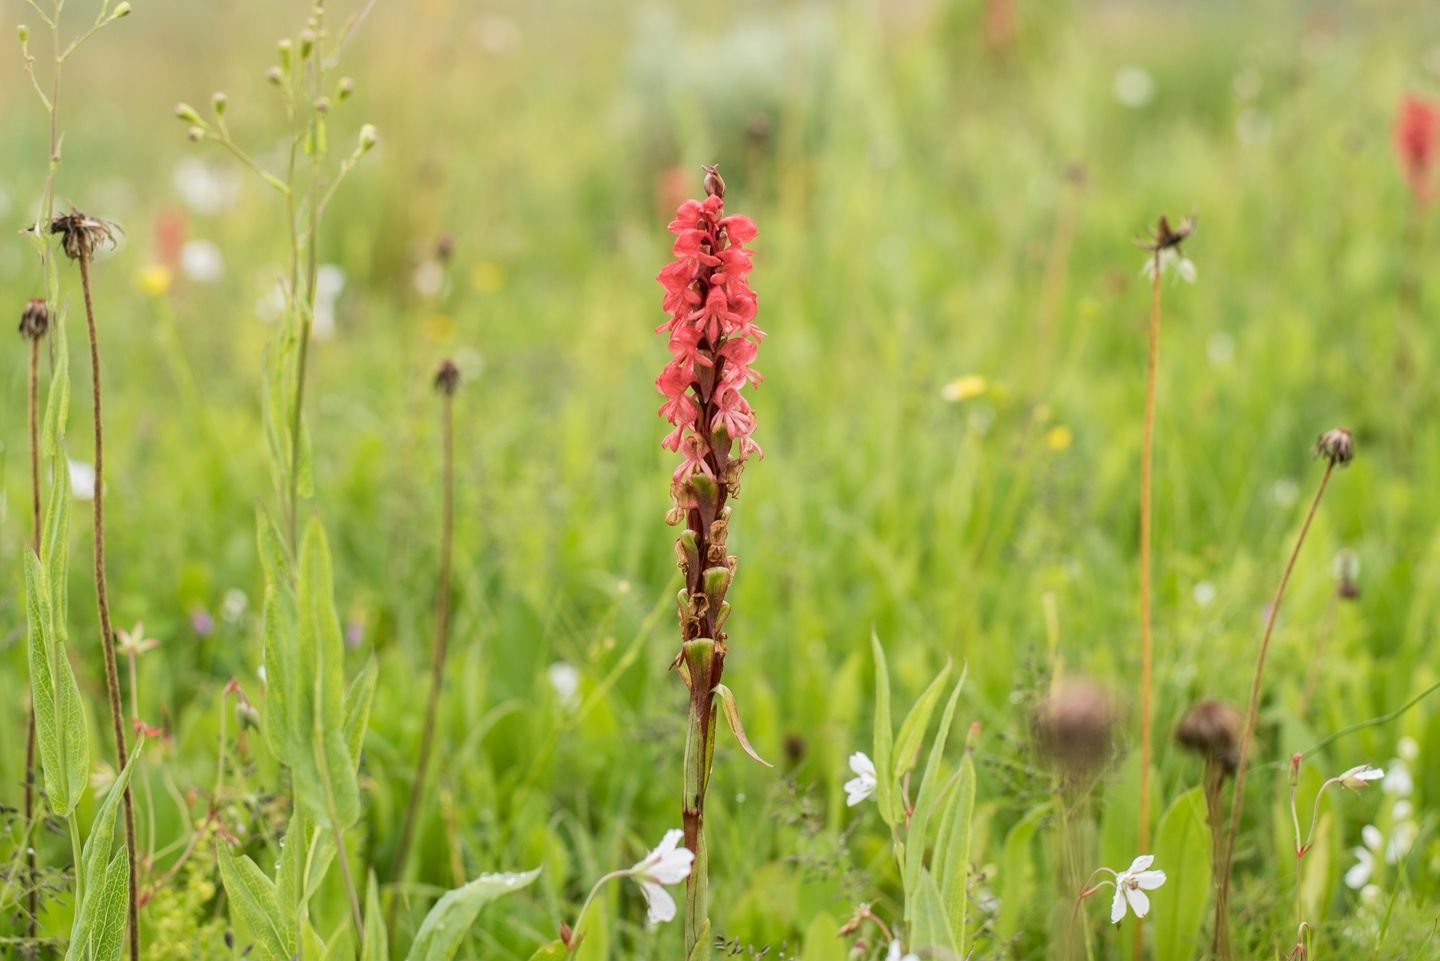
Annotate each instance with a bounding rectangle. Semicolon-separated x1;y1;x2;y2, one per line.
217;843;294;961
25;552;88;816
870;632;896;827
403;868;541;961
1149;787;1211;961
903;668;964;921
713;683;772;767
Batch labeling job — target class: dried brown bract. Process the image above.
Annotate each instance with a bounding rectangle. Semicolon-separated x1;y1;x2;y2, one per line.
433;359;461;396
49;211;121;261
1137;213;1197;253
19;298;49;340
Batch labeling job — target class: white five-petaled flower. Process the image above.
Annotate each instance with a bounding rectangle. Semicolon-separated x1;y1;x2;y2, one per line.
628;829;694;926
1335;765;1385;791
1109;855;1167;924
886;941;920;961
845;752;878;807
1141;247;1197;284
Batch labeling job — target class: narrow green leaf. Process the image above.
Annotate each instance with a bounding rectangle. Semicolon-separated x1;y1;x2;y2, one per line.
910;869;957;959
299;517;360;828
217;843;295;961
1149;787;1212;961
892;661;952;783
361;872;390;961
66;747;141;961
84;848;130;961
344;653;379;768
903;668;964;921
996;805;1047;943
939;750;977;954
870;632;896;827
402;868;542;961
799;913;846;961
25;551;88;816
712;683;772;767
686;919;712;961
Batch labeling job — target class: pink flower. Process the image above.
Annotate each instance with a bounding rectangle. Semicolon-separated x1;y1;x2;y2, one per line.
1395;95;1440;204
655;169;763;484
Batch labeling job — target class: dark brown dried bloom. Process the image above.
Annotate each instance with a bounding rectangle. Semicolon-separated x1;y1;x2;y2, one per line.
1315;428;1354;467
702;163;726;200
50;211;120;261
19;298;49;340
1138;213;1196;253
1176;699;1241;761
1032;678;1117;777
433;359;461;396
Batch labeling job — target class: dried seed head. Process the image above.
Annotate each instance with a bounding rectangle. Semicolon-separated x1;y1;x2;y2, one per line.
702;163;725;200
1175;698;1242;766
1315;428;1355;467
49;211;120;261
434;359;461;396
1032;679;1117;778
1138;213;1197;253
19;298;49;340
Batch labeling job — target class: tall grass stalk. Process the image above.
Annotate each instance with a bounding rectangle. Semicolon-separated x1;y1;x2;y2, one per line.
391;361;460;887
1213;429;1352;959
19;299;48;947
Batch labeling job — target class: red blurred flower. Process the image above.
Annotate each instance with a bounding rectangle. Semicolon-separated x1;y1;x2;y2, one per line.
1395;95;1440;204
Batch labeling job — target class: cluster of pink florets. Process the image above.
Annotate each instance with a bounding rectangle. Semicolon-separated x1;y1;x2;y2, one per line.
656;177;764;483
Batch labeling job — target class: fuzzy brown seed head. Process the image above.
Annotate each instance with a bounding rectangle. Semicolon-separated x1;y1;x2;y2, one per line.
702;164;726;200
1315;427;1354;467
1139;213;1196;253
19;297;49;340
1175;698;1242;764
49;211;119;261
1032;679;1116;777
433;359;460;396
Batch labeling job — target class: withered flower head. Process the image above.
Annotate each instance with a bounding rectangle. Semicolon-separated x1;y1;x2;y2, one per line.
702;163;726;200
1032;678;1117;777
1314;427;1355;467
50;211;120;261
1333;549;1361;600
433;359;461;396
19;298;49;340
1138;213;1197;253
1175;699;1241;770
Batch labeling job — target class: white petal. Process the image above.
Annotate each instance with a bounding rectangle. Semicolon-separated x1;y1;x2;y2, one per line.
639;879;676;926
1176;257;1197;283
1126;854;1155;873
1134;870;1166;890
845;776;876;807
1344;850;1372;890
1125;886;1151;919
849;752;876;778
650;847;695;885
1110;886;1128;923
887;943;902;961
1362;824;1383;852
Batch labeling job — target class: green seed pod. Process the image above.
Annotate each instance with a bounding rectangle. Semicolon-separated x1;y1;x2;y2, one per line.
358;123;378;152
276;38;293;68
337;77;355;101
18;24;30;45
211;91;227;115
174;102;203;124
110;2;131;19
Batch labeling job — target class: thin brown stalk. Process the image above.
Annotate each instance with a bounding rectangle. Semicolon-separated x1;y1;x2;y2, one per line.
391;377;457;886
1213;460;1337;961
1134;248;1161;960
78;249;141;961
24;333;42;944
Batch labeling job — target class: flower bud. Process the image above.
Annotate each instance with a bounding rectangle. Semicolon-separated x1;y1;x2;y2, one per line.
211;91;227;115
965;720;982;752
187;126;206;143
266;66;284;86
314;96;331;115
337;77;355;100
357;123;378;152
1289;752;1303;786
19;298;49;340
276;38;292;68
109;2;131;19
174;102;203;125
298;29;315;59
702;163;725;199
1314;427;1354;467
18;24;30;45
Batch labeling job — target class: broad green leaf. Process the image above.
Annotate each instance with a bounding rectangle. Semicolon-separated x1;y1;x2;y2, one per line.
345;653;379;767
996;805;1047;943
892;661;952;782
362;872;390;961
1149;787;1212;961
217;843;295;961
910;869;957;959
403;868;541;961
1099;752;1145;876
939;750;977;954
25;552;88;816
84;848;130;961
66;747;141;961
799;912;846;961
870;632;896;827
903;668;964;921
257;507;297;761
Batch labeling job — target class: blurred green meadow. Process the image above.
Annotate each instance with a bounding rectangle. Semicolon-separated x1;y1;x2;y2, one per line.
4;0;1440;957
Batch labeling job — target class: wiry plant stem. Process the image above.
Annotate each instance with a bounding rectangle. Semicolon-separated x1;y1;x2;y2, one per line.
391;385;456;885
1213;460;1336;960
78;248;141;961
23;334;42;945
1134;248;1161;960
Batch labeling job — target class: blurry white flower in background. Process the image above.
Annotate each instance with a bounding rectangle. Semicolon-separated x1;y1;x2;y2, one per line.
413;259;445;298
1272;478;1300;508
172;158;240;215
1206;332;1235;366
547;662;581;711
312;264;346;340
844;751;877;806
221;588;249;624
1345;825;1382;889
1192;581;1216;606
180;239;225;283
69;459;96;500
1141;247;1196;283
1113;66;1155;108
256;278;287;323
886;941;920;961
